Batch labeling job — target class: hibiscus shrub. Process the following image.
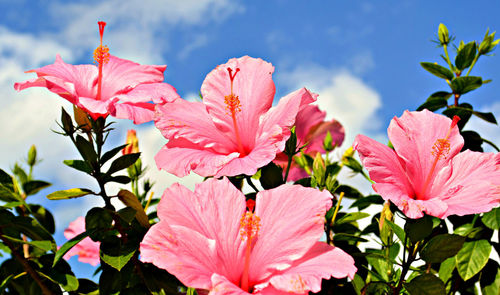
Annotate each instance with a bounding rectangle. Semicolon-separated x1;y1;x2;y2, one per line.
0;22;499;295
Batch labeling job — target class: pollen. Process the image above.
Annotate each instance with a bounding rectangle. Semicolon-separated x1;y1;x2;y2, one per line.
431;138;451;159
239;212;261;241
224;93;241;114
93;45;110;65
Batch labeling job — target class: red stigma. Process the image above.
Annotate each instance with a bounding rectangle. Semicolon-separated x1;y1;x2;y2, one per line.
227;67;240;83
98;21;106;42
451;115;460;129
246;199;256;212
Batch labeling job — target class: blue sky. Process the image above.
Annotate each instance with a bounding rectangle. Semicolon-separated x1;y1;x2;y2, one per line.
1;0;499;279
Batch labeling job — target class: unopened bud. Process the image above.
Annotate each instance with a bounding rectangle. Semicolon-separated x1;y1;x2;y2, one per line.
73;106;92;132
27;145;37;166
123;130;139;155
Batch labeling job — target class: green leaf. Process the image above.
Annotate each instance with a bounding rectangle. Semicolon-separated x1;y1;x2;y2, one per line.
439;257;455;284
75;135;98;165
420;234;466;263
86;207;113;241
9;216;55;246
482;207;500;230
106;153;141;176
0;169;13;185
336;185;364;199
461;130;483;152
63;159;92;174
455;41;477;71
405;215;433;243
106;175;131;184
23;180;51;196
349;195;384;210
101;144;129;164
472;110;497;124
481;260;500;295
60;107;74;134
335;212;370;225
28;204;56;234
47;188;93;200
385;219;406;243
100;237;136;271
259;162;284;189
38;270;79;292
450;76;482;95
417;94;449;112
0;183;20;202
366;253;390;281
0;235;52;251
420;62;454;80
405;274;446;295
53;231;90;267
456;240;492;281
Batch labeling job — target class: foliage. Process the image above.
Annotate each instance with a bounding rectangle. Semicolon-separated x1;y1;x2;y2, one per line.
0;23;498;295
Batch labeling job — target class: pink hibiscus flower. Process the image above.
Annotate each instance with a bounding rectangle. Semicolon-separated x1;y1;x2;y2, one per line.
275;104;345;181
154;56;317;177
140;178;356;294
14;21;179;124
354;110;500;219
63;216;100;266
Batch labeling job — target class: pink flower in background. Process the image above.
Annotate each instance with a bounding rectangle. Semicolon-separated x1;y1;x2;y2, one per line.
354;110;500;219
154;56;316;177
14;22;179;124
275;104;345;181
140;178;356;294
63;217;100;266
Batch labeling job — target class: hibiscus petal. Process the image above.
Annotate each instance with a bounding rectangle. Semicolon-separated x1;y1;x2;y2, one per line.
437;151;500;217
101;55;166;100
156;178;247;285
353;134;413;205
77;97;112;119
210;274;250;295
140;222;218;289
388;110;463;199
155;141;240;177
258;88;317;154
113;82;180;104
14;55;97;101
268;242;356;293
154;100;234;153
304;119;344;153
214;125;283;177
109;102;156;124
249;184;332;284
201;56;275;147
293;104;325;145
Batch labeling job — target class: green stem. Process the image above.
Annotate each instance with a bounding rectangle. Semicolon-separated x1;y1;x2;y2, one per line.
443;44;454;72
0;232;55;295
245;176;259;193
283;154;293;182
465;54;479;76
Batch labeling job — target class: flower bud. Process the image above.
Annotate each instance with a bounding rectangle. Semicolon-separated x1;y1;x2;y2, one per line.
123;130;139;155
379;201;394;245
73;105;92;132
27;145;37;166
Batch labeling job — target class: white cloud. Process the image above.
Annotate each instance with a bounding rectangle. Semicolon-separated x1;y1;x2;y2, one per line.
48;0;243;63
178;34;209;60
278;64;383;147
